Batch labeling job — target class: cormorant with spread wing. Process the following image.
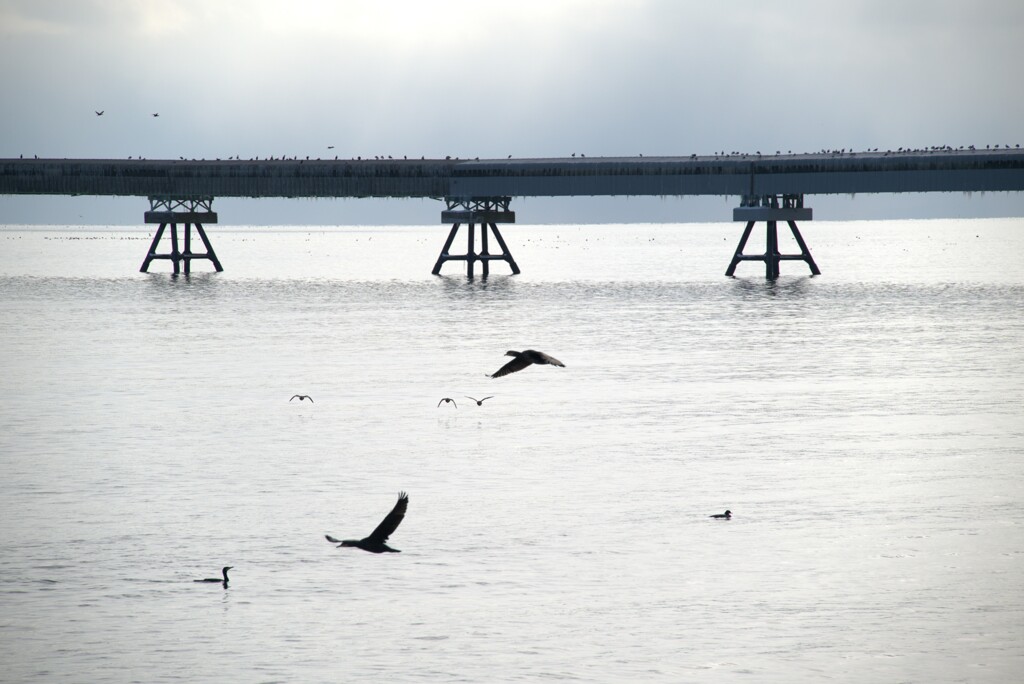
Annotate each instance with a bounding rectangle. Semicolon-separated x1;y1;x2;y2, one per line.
490;350;565;378
326;492;408;553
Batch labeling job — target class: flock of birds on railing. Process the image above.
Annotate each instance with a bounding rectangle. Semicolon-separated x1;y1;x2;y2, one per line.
11;114;1015;164
17;117;1024;166
190;347;731;586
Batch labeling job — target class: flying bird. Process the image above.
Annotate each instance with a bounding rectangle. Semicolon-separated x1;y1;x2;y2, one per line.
194;566;233;584
490;350;565;378
465;396;494;406
438;397;457;408
710;510;732;520
290;394;314;403
152;113;159;117
325;492;408;553
95;110;104;116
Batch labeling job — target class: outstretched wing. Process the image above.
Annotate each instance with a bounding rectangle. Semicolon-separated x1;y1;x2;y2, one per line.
491;356;532;378
366;492;408;543
325;534;342;543
533;351;565;367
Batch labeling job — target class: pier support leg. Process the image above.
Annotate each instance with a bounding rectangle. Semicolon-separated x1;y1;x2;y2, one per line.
140;197;222;274
433;197;520;277
728;194;819;279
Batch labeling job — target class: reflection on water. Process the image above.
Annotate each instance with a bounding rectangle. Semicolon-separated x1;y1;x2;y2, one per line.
1;220;1023;683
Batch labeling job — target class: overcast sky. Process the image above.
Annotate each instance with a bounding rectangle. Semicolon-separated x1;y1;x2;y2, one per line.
2;0;1022;225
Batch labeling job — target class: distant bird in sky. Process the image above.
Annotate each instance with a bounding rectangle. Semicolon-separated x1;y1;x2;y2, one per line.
194;566;232;584
438;397;457;408
152;113;159;117
490;350;565;378
325;492;408;553
465;396;494;406
327;145;335;149
95;110;104;116
710;510;732;520
290;394;314;403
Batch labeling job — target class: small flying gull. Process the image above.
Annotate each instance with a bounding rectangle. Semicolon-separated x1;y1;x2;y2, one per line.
490;350;565;378
438;397;457;408
465;396;494;406
710;510;732;520
325;492;408;553
194;566;233;584
290;394;314;403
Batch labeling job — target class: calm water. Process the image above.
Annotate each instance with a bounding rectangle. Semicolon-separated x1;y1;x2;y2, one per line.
1;218;1023;683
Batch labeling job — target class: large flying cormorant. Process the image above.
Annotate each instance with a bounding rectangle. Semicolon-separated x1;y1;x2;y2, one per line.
325;492;408;553
194;566;233;584
490;350;565;378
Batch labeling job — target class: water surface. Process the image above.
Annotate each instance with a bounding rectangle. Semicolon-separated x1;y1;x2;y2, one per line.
1;219;1022;682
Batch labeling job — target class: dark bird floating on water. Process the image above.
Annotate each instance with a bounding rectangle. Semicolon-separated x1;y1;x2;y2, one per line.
290;394;314;403
465;396;494;406
438;397;457;408
194;566;232;584
95;110;104;116
326;491;408;553
710;510;732;520
490;350;565;378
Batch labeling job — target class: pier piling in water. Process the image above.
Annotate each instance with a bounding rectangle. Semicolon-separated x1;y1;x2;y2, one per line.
433;197;520;278
727;194;820;279
140;197;222;274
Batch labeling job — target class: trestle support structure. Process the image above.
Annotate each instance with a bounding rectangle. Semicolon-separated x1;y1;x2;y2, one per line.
432;197;520;278
727;193;820;279
140;197;223;274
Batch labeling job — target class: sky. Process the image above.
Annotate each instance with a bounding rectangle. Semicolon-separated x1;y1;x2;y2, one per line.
1;0;1022;225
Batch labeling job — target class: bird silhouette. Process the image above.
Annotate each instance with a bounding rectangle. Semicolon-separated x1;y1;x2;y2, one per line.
152;113;159;117
95;110;104;116
194;566;232;584
290;394;314;403
325;492;408;553
490;350;565;378
710;510;732;520
465;396;494;406
437;397;457;408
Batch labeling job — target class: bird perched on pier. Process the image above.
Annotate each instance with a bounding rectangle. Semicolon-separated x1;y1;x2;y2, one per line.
438;397;457;408
490;350;565;378
710;510;732;520
194;566;232;584
325;492;408;553
290;394;314;403
465;396;494;406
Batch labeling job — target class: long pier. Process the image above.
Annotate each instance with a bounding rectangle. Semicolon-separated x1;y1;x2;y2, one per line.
3;149;1024;277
